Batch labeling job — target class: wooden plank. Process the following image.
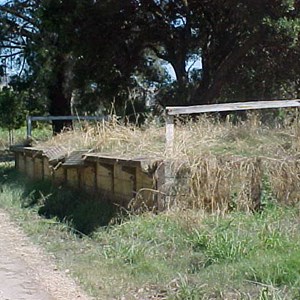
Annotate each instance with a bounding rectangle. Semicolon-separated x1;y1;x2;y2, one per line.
34;158;44;180
97;163;114;192
43;158;51;178
17;153;26;173
53;167;65;184
114;164;134;197
85;154;153;168
25;156;34;179
82;166;96;190
30;115;108;121
62;150;87;167
166;99;300;115
114;178;134;198
66;168;79;187
136;168;154;189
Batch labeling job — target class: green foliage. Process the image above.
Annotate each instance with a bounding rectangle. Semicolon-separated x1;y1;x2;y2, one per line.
248;249;300;287
0;87;25;130
188;228;253;267
2;0;300;117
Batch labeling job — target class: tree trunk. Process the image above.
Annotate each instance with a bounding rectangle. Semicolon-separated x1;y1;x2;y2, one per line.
190;31;262;105
170;58;190;105
48;55;72;134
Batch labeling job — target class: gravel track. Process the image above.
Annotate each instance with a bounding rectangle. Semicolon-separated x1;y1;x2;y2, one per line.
0;209;92;300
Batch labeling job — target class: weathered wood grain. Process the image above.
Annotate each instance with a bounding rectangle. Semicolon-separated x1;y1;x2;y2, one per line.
166;99;300;115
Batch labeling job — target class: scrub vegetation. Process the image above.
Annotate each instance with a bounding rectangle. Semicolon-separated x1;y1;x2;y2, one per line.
1;163;300;299
1;113;300;299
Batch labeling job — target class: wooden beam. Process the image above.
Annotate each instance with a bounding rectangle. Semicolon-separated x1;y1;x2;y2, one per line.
166;100;300;116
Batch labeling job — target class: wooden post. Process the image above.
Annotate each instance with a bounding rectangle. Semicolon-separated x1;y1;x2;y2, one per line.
166;115;174;155
165;115;174;186
161;114;175;210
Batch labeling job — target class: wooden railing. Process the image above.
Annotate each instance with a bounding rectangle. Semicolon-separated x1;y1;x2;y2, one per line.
165;99;300;154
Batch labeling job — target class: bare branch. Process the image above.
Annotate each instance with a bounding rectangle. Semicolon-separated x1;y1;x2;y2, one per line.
0;45;25;49
0;51;23;58
0;5;38;27
1;18;36;39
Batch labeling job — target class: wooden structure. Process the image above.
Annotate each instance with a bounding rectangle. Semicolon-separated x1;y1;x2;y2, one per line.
12;146;164;209
165;99;300;154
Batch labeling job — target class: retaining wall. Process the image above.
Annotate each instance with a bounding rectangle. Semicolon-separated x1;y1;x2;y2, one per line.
12;146;165;210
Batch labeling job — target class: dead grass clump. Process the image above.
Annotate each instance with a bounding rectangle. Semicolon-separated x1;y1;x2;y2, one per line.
171;155;300;212
172;155;263;213
266;159;300;205
41;120;165;158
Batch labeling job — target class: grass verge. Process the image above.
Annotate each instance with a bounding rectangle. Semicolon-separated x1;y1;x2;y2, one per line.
1;163;300;299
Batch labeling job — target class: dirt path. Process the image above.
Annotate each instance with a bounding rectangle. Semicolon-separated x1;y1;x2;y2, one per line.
0;209;92;300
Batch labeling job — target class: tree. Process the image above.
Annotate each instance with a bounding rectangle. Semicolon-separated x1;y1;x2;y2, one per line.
0;0;78;133
1;0;300;125
0;87;25;144
128;0;300;105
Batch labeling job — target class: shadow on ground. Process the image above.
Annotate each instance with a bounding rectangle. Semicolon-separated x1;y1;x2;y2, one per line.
0;164;116;235
0;150;15;162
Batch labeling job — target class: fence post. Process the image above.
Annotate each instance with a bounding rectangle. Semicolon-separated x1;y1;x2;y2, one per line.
166;114;174;155
26;116;32;140
159;114;175;210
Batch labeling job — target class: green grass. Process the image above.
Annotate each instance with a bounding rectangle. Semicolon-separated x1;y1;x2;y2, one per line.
0;125;52;149
1;163;300;299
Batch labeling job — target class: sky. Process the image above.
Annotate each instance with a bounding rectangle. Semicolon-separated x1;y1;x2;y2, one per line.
0;0;202;82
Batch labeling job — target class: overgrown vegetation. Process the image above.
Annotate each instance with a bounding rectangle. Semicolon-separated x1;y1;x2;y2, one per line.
34;111;300;212
1;162;300;299
1;114;300;299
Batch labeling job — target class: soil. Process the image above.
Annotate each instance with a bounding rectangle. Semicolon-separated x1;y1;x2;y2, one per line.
0;209;92;300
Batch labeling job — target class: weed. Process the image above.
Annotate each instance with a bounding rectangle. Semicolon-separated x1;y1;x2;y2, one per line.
247;249;300;287
170;274;205;300
189;225;253;267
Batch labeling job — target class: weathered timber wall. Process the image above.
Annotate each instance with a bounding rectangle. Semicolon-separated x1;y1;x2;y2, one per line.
12;147;164;209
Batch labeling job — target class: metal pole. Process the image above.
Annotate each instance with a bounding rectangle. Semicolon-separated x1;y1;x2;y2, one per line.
26;116;32;140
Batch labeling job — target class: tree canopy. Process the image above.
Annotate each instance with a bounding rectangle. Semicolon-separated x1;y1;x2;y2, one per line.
1;0;300;132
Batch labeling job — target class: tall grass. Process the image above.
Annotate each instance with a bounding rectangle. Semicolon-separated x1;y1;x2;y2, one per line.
34;110;300;213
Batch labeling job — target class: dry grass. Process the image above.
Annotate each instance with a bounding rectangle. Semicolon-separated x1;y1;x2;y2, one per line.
35;110;300;212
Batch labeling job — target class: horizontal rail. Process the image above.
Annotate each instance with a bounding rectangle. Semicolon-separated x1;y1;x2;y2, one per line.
26;115;109;139
29;115;108;122
166;99;300;115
